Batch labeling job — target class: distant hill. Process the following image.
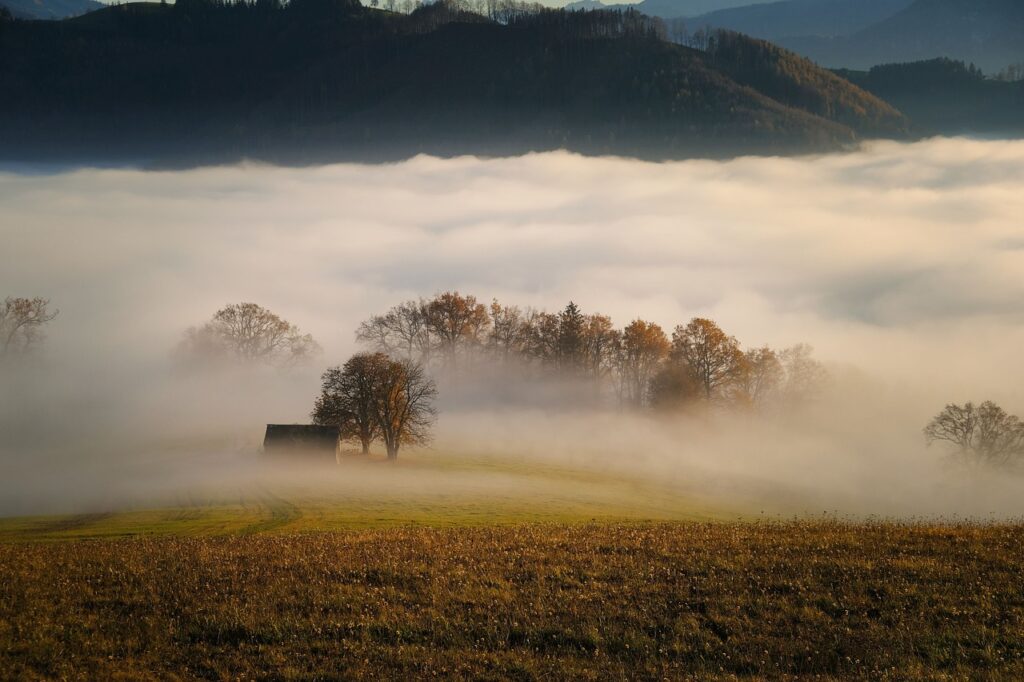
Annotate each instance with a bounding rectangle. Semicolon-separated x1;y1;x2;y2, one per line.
687;0;913;40
837;59;1024;135
564;0;774;19
0;0;101;20
781;0;1024;73
0;2;907;165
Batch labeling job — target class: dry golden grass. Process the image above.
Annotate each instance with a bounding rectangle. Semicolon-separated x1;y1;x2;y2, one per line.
1;521;1023;680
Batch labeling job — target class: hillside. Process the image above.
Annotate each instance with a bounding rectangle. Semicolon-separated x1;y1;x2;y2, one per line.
781;0;1024;73
564;0;775;18
688;0;913;41
0;0;100;20
0;1;907;164
707;31;904;135
838;58;1024;135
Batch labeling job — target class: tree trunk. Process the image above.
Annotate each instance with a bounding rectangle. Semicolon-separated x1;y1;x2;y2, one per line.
386;442;399;460
360;439;370;455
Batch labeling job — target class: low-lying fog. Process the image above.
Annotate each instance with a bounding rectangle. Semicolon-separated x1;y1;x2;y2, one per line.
2;137;1023;519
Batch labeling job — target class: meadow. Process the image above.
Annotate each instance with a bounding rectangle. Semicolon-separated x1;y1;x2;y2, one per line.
0;452;729;541
0;454;1022;680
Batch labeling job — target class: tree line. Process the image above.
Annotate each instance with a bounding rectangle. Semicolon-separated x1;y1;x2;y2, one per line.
10;294;1023;468
356;291;827;411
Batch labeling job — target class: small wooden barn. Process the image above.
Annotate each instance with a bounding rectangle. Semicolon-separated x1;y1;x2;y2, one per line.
263;424;340;461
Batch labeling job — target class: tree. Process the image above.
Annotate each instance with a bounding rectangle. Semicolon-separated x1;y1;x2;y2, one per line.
557;301;586;372
523;309;560;366
924;401;1024;466
778;344;827;405
581;313;620;383
422;292;489;369
488;299;528;364
356;299;432;363
312;354;383;454
617;319;670;407
736;346;784;410
178;302;320;366
649;363;699;410
368;356;438;459
671;318;744;402
0;297;58;359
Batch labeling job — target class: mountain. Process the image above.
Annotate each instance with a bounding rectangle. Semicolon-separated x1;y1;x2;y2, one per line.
687;0;913;41
0;2;907;165
563;0;775;19
705;31;903;135
781;0;1024;73
0;0;101;20
837;59;1024;135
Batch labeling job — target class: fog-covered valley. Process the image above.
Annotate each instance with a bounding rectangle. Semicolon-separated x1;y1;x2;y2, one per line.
2;137;1023;519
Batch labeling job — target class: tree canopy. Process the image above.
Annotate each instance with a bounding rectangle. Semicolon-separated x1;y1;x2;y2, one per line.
0;296;58;359
177;302;320;367
313;352;437;459
924;401;1024;466
355;291;827;413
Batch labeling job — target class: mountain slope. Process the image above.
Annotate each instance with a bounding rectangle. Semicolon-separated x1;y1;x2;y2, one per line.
707;31;905;135
781;0;1024;73
0;2;907;164
688;0;913;40
0;0;101;20
564;0;775;19
837;59;1024;135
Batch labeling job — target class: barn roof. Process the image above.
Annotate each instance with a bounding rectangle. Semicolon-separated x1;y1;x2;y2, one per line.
263;424;340;454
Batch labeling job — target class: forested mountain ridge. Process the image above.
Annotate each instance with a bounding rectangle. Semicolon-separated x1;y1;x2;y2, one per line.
837;59;1024;135
705;31;902;135
0;0;908;165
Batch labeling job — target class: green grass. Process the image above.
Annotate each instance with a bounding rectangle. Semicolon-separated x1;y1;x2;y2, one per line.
2;452;1022;679
0;450;730;542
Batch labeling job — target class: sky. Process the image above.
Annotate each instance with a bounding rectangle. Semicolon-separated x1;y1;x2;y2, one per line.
2;136;1023;517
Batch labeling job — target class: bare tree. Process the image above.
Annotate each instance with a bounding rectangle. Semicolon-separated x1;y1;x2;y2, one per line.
488;299;528;364
354;314;396;357
369;357;438;459
523;309;560;366
178;302;320;366
581;313;620;383
924;401;1024;466
356;299;432;363
671;318;745;402
779;344;828;405
0;297;58;358
312;355;383;454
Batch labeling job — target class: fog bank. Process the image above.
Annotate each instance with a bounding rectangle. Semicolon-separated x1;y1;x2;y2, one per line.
2;137;1023;518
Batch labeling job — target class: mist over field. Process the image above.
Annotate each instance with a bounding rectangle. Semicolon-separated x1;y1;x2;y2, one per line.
2;137;1024;518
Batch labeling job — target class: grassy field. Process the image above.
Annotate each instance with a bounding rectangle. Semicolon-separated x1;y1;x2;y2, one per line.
1;453;1022;679
1;522;1023;679
0;451;730;541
